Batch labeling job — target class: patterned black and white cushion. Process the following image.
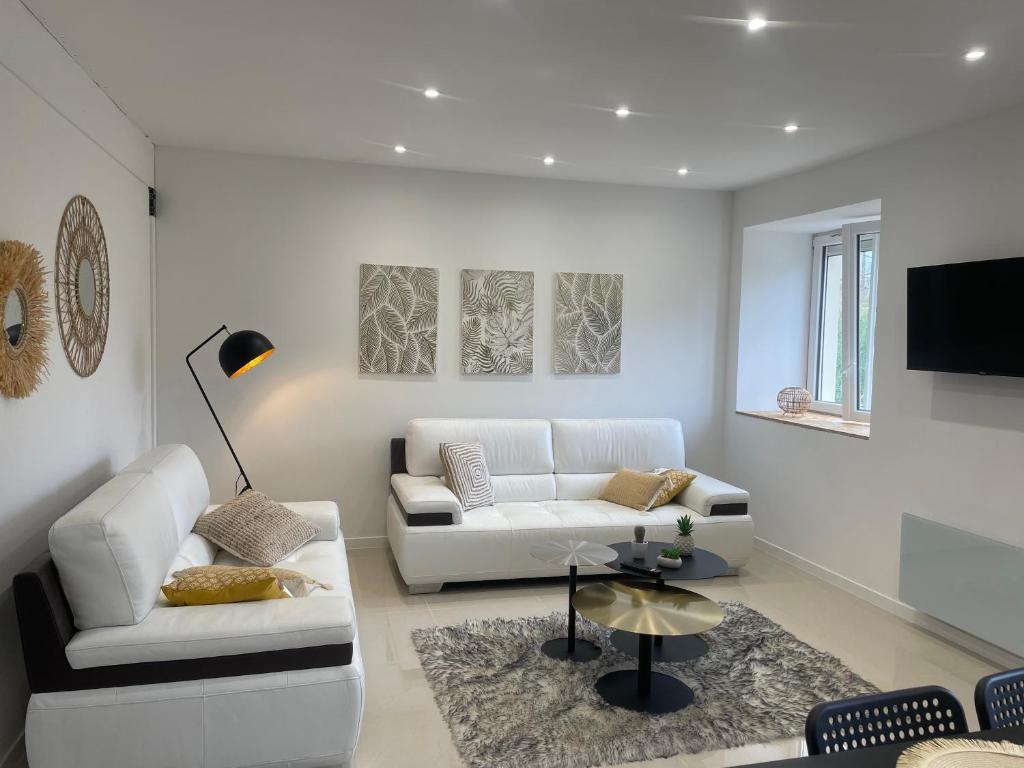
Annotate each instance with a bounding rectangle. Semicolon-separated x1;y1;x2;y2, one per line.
438;442;494;511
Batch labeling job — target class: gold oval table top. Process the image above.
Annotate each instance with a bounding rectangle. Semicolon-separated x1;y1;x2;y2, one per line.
572;581;724;637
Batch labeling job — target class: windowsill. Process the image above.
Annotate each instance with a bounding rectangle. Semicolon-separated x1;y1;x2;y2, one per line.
735;409;870;440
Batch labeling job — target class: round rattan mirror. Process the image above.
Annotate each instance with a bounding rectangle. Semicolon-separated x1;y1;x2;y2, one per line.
55;195;109;377
0;240;50;399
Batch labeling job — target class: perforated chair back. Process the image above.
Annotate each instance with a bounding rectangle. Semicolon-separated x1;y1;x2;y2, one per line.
976;668;1024;730
805;686;968;755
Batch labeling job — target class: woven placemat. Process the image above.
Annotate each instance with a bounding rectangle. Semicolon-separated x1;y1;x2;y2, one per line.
898;738;1024;767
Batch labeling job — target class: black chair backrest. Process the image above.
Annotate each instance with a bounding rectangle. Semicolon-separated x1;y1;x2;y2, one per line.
805;686;968;755
976;668;1024;730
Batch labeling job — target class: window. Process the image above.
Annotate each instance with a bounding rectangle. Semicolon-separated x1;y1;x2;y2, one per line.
807;222;880;421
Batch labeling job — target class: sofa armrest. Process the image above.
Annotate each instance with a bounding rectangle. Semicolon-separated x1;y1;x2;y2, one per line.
391;474;462;525
282;501;340;541
677;471;750;517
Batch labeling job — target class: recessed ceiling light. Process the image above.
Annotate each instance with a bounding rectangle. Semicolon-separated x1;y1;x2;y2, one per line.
543;155;555;166
747;17;767;32
615;106;631;118
677;167;689;176
394;144;407;154
784;123;799;133
964;48;986;62
424;87;440;99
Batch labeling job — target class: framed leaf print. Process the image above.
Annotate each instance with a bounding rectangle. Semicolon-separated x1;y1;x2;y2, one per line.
553;272;622;374
359;264;438;374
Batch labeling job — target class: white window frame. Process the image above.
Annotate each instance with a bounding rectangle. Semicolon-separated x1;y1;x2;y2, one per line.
806;221;881;422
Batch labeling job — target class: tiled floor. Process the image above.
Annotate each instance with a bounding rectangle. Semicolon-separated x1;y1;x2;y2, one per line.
349;546;998;768
4;548;998;768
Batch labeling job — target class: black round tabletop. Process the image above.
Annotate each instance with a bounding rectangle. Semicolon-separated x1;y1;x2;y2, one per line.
606;541;728;581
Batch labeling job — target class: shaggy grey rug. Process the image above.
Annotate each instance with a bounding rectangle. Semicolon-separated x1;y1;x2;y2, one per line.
411;602;877;768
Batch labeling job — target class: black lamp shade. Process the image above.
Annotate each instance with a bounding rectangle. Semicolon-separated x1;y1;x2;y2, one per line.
219;330;275;379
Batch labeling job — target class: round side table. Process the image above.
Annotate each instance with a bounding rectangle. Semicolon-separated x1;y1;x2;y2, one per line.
529;540;617;662
572;581;723;714
605;541;727;662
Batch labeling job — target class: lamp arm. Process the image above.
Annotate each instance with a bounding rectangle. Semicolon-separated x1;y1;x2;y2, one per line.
186;325;253;493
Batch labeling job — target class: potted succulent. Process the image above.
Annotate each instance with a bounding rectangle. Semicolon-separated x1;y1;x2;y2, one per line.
631;525;648;559
674;515;696;556
657;547;683;569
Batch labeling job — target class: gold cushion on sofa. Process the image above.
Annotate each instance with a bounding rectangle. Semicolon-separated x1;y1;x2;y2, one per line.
599;469;666;511
172;565;332;597
650;468;697;508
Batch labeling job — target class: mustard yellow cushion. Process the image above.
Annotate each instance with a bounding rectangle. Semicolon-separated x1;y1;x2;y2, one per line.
171;565;333;598
650;469;698;508
161;575;288;606
599;469;666;511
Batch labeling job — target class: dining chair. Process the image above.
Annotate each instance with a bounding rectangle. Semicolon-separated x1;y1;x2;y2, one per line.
975;668;1024;730
805;686;968;755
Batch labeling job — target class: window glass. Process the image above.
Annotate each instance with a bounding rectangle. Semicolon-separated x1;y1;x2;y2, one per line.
857;233;879;411
816;243;843;404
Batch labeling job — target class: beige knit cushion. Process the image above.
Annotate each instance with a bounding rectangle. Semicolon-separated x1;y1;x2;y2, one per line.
193;490;320;566
650;468;698;508
439;442;494;511
599;469;666;511
171;565;333;598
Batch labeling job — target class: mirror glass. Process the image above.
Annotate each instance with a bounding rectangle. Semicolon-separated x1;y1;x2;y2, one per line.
4;289;25;348
78;259;96;316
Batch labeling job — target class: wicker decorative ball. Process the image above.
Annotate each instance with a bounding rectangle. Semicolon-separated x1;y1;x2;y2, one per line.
777;386;812;416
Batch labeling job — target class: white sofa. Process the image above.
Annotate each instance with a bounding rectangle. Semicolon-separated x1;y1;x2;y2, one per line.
387;418;753;592
15;445;364;768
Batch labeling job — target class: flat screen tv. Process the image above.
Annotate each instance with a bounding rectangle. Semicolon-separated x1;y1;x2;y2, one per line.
907;256;1024;377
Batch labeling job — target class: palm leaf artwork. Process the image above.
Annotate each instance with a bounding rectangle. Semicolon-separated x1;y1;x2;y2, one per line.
553;272;623;374
460;269;534;374
358;264;438;374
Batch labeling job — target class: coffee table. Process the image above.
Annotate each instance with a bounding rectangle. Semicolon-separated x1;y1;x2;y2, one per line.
529;540;617;661
606;541;727;662
572;581;723;713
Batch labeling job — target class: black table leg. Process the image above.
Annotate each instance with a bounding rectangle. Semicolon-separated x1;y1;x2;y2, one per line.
540;564;601;662
595;632;695;713
568;564;577;653
610;629;709;662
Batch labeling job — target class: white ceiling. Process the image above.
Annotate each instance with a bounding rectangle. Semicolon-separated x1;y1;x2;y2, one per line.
22;0;1024;190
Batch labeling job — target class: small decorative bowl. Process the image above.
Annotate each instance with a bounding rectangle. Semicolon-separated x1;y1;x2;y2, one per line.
656;555;683;569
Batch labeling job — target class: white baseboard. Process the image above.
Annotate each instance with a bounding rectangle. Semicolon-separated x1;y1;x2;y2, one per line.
1;733;23;768
345;535;388;551
754;537;1024;670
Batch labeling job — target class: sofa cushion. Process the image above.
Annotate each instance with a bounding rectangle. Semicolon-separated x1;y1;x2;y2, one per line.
554;472;614;500
598;469;665;511
64;593;355;668
193;491;320;567
491;474;557;503
439;442;494;510
651;469;697;508
67;538;356;668
50;472;180;630
201;500;340;542
406;418;553;476
121;444;210;542
551;418;685;473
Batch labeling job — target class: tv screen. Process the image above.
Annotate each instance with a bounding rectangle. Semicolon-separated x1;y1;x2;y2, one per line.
907;256;1024;377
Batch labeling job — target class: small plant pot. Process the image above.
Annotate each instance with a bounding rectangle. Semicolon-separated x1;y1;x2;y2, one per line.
630;541;648;560
674;535;695;557
657;555;683;569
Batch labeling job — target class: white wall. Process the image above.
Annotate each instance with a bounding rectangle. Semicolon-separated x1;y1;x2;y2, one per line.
0;0;154;759
154;147;732;545
735;229;811;411
725;103;1024;642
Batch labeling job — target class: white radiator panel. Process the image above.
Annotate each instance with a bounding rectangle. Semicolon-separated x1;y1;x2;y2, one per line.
899;513;1024;657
